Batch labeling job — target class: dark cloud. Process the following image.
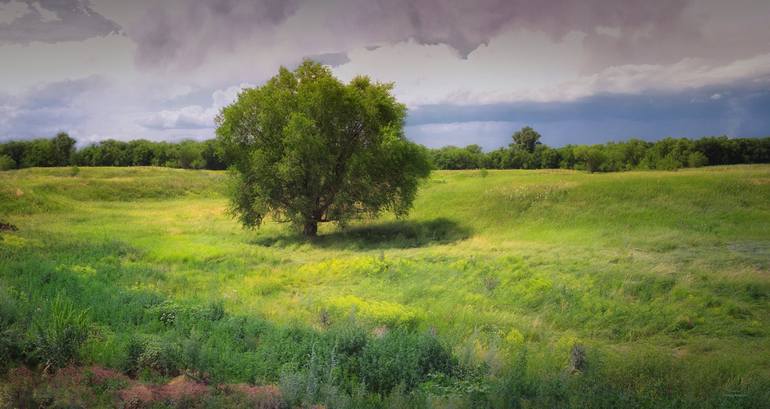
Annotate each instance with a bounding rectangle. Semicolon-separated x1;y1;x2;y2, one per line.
379;0;692;58
0;76;104;139
304;51;350;67
132;0;300;69
129;0;694;69
406;80;770;148
0;0;121;44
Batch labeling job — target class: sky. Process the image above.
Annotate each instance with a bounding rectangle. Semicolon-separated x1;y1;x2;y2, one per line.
1;0;769;149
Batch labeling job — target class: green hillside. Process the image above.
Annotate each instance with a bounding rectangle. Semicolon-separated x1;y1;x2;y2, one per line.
1;165;769;408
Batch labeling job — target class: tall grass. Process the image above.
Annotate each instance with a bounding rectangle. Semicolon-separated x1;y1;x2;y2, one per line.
1;165;769;407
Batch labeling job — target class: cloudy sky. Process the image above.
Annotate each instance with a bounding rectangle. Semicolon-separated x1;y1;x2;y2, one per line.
1;0;769;149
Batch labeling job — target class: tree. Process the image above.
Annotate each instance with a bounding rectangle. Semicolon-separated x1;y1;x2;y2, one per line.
511;126;542;153
430;145;483;169
178;140;205;169
687;151;708;168
216;61;431;237
574;145;606;173
0;154;15;171
51;132;76;166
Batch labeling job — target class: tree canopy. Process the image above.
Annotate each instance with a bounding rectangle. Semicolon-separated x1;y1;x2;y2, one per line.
511;126;542;153
215;61;431;236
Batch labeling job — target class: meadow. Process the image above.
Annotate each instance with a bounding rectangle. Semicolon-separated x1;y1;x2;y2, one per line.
1;165;769;408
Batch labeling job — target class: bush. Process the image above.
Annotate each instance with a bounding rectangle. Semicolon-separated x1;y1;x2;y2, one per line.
28;296;90;372
0;289;22;370
136;337;181;376
687;151;709;168
205;300;226;321
0;154;15;170
360;329;455;394
656;154;682;171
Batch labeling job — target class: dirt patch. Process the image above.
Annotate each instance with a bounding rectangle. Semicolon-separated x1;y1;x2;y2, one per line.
223;383;282;400
0;222;18;232
749;178;770;185
157;375;210;401
85;366;130;385
119;384;155;406
2;366;284;408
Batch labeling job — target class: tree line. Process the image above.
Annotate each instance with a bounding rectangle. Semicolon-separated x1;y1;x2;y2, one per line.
1;128;769;172
0;133;226;171
430;127;770;172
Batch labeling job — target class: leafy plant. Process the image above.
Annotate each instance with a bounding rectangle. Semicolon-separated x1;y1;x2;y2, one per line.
29;295;90;372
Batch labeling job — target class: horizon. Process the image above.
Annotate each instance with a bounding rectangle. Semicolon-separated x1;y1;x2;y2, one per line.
2;0;770;150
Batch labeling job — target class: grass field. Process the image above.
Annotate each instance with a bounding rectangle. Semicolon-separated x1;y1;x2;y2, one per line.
1;165;769;408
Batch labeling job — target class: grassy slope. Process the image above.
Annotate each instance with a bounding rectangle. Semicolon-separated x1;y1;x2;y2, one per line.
1;165;769;402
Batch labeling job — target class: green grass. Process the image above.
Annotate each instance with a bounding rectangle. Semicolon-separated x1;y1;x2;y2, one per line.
1;165;769;408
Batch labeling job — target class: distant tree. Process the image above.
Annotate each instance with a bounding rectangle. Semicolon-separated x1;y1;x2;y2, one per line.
574;145;606;173
201;139;227;170
216;61;431;237
687;151;708;168
0;141;26;168
21;139;54;167
127;140;155;166
178;140;205;169
537;145;561;169
511;126;542;153
0;155;15;171
430;145;484;169
51;132;76;166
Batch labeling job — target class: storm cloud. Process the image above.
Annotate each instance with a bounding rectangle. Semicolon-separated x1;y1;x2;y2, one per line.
1;0;769;145
132;0;300;69
0;0;120;44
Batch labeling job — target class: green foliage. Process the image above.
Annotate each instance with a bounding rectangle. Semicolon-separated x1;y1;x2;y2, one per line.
430;145;484;169
28;295;90;371
2;130;768;175
428;134;770;172
51;132;76;167
0;155;15;171
361;330;455;394
1;166;770;407
687;151;709;168
511;126;542;153
216;60;431;236
574;145;607;173
0;288;22;371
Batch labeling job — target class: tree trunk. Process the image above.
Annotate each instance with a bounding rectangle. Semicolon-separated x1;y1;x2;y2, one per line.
303;220;318;237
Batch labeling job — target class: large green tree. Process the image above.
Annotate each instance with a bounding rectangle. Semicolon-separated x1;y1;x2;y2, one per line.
216;61;431;237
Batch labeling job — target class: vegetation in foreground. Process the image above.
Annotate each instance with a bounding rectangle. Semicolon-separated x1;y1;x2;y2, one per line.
1;165;769;408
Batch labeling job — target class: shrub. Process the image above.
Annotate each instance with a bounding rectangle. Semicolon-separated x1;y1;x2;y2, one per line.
687;151;709;168
137;337;181;376
360;329;455;394
0;154;15;171
0;289;22;370
122;336;144;376
656;154;682;171
69;165;80;177
205;300;226;321
28;295;90;372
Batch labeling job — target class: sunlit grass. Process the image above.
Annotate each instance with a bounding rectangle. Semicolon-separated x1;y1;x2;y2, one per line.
1;165;769;406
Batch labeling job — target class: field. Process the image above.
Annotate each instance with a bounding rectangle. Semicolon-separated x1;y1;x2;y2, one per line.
1;165;769;408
